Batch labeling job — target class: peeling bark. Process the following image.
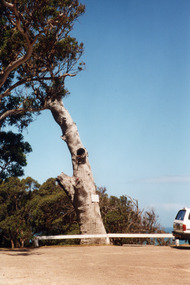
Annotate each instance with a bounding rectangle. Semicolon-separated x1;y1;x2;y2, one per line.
48;97;109;244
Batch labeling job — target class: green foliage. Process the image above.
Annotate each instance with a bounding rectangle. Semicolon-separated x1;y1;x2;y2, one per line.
0;178;167;248
0;131;32;180
0;0;85;130
97;187;166;245
0;177;34;248
0;176;78;248
28;178;78;236
0;0;85;70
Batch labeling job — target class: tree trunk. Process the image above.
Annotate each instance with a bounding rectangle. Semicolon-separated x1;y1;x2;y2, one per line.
21;239;25;248
47;97;109;244
11;239;15;249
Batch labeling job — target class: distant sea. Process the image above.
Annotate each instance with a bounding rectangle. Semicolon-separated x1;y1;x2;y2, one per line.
163;227;173;233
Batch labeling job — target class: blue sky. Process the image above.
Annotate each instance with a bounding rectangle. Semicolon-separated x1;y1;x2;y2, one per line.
21;0;190;227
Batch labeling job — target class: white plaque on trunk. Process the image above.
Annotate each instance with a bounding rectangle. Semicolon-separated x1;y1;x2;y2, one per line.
91;194;99;203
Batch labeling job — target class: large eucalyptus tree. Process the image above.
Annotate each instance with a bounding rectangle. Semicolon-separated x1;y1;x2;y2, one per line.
0;0;108;243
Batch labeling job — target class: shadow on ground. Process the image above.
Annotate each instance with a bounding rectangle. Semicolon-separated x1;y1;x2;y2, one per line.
172;245;190;250
0;248;42;256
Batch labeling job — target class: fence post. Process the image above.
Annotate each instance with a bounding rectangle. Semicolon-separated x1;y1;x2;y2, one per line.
106;235;110;245
34;237;39;247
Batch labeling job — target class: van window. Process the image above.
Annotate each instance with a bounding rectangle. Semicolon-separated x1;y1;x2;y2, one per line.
175;210;186;221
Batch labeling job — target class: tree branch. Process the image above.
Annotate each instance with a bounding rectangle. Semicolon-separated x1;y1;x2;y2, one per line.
0;36;39;89
0;79;28;100
2;0;30;44
0;73;76;101
57;172;75;202
0;106;46;122
0;1;40;89
1;0;14;9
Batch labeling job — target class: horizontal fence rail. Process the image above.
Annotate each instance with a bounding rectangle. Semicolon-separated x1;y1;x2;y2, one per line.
34;233;174;247
108;233;173;238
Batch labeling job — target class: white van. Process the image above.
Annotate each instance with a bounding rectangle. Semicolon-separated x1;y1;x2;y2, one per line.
173;207;190;244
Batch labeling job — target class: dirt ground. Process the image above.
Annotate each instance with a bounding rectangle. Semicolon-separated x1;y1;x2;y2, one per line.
0;245;190;285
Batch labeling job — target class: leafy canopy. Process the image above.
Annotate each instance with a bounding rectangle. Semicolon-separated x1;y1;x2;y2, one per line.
0;0;85;180
0;177;78;248
0;177;35;248
0;131;32;180
0;0;85;129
